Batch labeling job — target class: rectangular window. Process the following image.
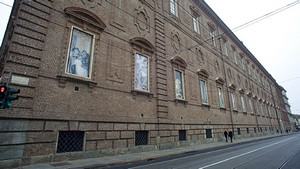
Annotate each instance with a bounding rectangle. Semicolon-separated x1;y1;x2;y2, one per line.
170;0;177;16
241;58;245;70
175;70;185;100
265;105;268;117
57;131;84;153
179;130;186;141
200;80;208;104
135;53;149;91
237;128;241;135
209;30;216;47
218;87;225;108
66;27;94;78
233;50;237;64
247;128;249;134
267;106;271;117
135;131;149;146
193;16;199;33
248;98;253;113
241;96;246;112
231;92;236;110
206;129;212;138
223;41;228;56
260;103;264;115
254;127;256;133
254;100;259;114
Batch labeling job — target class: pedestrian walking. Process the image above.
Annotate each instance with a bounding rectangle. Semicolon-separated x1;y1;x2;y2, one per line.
224;130;228;142
228;131;233;143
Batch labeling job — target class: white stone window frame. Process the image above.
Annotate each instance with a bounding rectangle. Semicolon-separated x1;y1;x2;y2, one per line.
65;26;95;79
170;0;178;16
134;52;150;93
174;69;185;100
233;49;238;64
218;86;225;108
193;16;200;34
222;40;228;56
209;29;216;47
200;80;209;105
241;95;246;112
248;98;253;113
231;92;237;111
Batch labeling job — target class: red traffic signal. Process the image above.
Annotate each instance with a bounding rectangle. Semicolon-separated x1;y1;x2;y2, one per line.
0;86;6;93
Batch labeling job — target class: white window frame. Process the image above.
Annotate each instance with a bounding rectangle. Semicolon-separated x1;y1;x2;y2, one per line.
218;87;225;108
241;96;246;112
248;98;253;113
233;50;237;64
200;80;208;104
170;0;178;16
231;92;236;110
223;41;228;56
209;30;216;47
193;16;200;33
174;69;185;100
66;26;95;79
134;53;150;92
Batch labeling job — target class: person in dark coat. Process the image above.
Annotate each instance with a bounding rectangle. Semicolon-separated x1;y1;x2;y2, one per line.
224;130;228;142
228;131;233;143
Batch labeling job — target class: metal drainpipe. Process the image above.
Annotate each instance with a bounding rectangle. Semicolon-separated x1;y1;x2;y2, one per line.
218;37;235;136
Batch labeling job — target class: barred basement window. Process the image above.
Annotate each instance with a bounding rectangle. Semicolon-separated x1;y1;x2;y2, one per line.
179;130;186;141
206;129;212;138
135;131;148;146
57;131;84;153
237;128;241;135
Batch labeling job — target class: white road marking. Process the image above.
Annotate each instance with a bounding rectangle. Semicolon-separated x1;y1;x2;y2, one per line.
198;137;295;169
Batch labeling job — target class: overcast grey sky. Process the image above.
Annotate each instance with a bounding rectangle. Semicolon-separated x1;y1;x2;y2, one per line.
0;0;300;114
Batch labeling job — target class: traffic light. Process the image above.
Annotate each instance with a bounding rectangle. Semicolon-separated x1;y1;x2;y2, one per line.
6;87;20;108
0;83;20;109
0;85;7;108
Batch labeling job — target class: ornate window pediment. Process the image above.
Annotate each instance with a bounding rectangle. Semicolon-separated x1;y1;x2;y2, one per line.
229;83;236;90
171;56;187;70
197;69;209;79
216;77;225;85
130;37;155;53
190;5;201;17
65;7;106;30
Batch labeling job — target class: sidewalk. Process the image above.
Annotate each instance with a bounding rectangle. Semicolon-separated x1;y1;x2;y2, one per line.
18;134;285;169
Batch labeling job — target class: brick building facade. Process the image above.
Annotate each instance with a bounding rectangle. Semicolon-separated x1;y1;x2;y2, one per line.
0;0;290;168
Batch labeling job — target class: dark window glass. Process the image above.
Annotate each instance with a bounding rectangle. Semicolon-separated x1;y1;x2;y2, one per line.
57;131;84;153
135;131;148;146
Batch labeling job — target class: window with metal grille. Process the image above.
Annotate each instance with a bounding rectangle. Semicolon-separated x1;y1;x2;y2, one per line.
254;127;257;133
135;131;148;146
246;128;249;134
179;130;186;141
206;129;212;138
57;131;84;153
237;128;241;135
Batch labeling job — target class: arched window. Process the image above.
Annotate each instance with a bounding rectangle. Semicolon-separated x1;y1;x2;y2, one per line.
58;7;106;86
130;37;155;94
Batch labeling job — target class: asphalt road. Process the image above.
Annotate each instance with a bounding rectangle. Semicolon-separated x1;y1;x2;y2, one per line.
105;133;300;169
